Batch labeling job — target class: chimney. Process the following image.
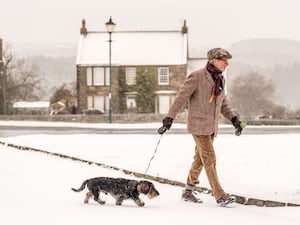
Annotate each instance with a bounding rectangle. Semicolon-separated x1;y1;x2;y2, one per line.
80;19;87;35
181;20;188;34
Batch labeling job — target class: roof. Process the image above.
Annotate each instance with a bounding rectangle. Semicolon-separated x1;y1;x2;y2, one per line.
13;101;50;108
76;30;188;66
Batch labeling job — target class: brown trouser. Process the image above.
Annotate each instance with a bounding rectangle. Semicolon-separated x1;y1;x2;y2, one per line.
187;134;226;200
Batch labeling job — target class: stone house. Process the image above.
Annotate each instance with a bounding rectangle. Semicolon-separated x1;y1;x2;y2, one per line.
76;19;205;114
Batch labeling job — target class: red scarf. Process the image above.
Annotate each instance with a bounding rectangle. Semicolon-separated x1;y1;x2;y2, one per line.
206;62;224;103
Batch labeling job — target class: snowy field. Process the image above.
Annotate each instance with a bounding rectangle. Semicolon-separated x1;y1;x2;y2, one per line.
0;121;300;225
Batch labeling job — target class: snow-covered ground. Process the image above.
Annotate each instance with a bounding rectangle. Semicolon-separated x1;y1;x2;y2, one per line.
1;121;299;225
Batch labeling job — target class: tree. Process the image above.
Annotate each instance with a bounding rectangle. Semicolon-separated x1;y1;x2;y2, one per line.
0;43;12;114
8;58;42;101
49;83;76;114
136;68;156;113
50;83;76;104
228;73;279;119
0;44;42;114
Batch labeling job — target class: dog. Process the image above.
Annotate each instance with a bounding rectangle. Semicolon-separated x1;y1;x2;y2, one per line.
71;177;159;207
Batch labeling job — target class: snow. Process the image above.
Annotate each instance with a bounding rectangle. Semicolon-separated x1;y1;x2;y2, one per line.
77;31;187;66
1;121;300;225
12;101;50;108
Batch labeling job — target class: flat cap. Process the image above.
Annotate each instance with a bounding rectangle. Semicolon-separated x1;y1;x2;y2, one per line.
207;48;232;60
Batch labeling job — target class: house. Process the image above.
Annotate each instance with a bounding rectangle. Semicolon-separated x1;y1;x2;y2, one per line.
76;19;205;114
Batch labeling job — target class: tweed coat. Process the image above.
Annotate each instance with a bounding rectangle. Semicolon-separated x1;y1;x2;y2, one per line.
167;67;235;136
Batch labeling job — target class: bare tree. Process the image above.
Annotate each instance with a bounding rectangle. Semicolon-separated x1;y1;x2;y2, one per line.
0;44;42;114
0;43;13;114
49;82;77;114
50;83;74;105
228;73;277;119
8;58;42;101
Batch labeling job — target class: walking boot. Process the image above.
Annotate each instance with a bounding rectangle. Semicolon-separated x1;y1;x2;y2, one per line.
182;190;203;203
217;195;236;207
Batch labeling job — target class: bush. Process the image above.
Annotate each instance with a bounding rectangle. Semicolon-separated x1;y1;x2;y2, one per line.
84;109;104;115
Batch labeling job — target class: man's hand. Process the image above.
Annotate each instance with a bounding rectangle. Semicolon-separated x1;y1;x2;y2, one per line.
158;116;174;134
231;116;244;136
163;116;173;130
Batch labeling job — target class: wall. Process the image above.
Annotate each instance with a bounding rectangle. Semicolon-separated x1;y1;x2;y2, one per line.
0;114;299;125
0;113;187;123
77;64;187;114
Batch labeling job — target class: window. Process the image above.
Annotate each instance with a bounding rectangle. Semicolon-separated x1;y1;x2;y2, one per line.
87;95;107;112
158;67;169;85
93;68;104;86
126;67;136;85
86;68;93;86
86;67;110;86
94;96;104;112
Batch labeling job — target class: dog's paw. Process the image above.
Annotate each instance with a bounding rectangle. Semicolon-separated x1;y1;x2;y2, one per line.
96;200;106;205
138;202;145;207
135;200;145;207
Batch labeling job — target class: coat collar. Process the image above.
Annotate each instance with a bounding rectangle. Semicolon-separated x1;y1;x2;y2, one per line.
205;68;215;88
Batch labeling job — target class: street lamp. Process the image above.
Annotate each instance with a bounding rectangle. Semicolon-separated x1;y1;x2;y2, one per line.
105;16;116;123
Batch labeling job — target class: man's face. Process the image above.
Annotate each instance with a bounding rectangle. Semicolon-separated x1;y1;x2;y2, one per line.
212;58;229;72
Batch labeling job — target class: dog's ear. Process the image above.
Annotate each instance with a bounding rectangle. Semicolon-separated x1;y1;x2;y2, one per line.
137;181;151;194
128;180;139;191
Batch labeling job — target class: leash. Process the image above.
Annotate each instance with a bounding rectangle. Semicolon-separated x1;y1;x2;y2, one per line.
143;127;166;177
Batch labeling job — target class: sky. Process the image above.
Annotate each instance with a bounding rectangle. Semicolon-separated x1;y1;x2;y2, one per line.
0;121;300;225
1;0;300;49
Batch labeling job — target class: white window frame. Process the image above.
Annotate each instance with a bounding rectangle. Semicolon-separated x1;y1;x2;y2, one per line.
93;68;104;86
87;95;106;112
158;67;169;85
126;67;137;85
86;67;110;86
86;68;93;86
94;96;104;112
105;67;110;86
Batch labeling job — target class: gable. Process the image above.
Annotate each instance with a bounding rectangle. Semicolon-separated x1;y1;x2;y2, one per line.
76;31;188;66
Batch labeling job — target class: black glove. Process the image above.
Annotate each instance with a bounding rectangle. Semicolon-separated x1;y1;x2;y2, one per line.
158;116;173;134
231;116;243;136
163;116;173;129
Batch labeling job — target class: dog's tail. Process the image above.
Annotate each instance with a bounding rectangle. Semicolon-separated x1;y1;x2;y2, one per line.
71;180;88;192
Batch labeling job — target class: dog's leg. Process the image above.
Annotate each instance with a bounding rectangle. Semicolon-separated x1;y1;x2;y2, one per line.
133;198;145;207
95;197;106;205
115;196;125;206
84;191;93;204
91;190;105;205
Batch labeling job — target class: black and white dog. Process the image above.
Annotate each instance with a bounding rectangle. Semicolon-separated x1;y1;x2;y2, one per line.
72;177;159;207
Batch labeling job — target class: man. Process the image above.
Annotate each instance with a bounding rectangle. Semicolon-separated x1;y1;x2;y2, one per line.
161;47;243;207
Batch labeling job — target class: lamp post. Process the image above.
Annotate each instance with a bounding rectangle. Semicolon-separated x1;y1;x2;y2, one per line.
105;16;116;123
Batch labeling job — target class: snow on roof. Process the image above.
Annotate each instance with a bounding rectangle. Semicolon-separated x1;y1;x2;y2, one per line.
13;101;50;108
76;31;188;66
